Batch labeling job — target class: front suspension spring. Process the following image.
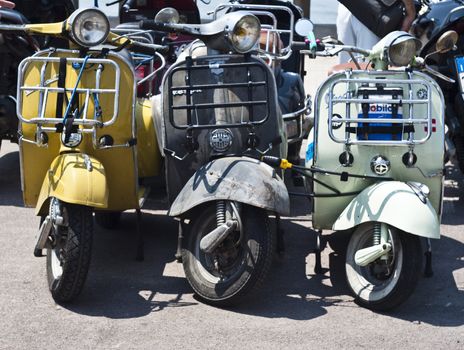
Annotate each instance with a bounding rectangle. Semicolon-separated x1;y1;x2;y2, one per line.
216;200;226;227
373;222;381;246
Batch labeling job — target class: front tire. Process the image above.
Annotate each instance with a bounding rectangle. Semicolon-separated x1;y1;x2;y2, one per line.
345;223;422;311
182;204;275;306
46;202;93;303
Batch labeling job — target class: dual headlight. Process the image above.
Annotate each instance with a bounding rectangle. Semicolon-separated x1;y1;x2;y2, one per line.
67;8;110;47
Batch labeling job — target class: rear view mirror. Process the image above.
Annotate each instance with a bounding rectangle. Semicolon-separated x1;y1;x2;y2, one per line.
295;18;314;37
435;30;458;53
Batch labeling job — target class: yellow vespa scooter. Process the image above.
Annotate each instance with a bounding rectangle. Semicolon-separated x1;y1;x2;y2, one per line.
0;8;165;302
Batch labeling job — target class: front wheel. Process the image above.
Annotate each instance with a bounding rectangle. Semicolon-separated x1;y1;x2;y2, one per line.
182;204;275;306
345;223;422;311
46;200;93;303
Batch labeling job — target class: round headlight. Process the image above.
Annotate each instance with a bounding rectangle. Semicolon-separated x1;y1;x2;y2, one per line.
230;14;261;53
68;8;110;47
388;37;421;67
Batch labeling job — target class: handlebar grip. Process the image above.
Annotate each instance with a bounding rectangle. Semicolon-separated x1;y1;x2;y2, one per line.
139;19;169;31
122;0;136;13
291;42;308;50
316;42;326;51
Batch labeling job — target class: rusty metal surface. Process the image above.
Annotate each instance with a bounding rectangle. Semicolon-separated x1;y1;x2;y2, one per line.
168;156;290;216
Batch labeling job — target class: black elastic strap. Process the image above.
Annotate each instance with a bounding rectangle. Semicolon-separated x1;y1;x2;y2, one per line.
347;125;415;134
56;57;67;119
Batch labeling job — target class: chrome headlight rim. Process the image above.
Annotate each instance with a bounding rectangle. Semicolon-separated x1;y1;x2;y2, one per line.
228;14;261;54
387;34;422;67
68;8;110;48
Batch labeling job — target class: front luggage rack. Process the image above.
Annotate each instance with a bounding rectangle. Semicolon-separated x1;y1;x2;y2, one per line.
167;55;270;130
327;70;434;146
17;54;120;131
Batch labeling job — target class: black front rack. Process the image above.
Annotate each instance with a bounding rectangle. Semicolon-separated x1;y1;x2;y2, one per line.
167;55;271;130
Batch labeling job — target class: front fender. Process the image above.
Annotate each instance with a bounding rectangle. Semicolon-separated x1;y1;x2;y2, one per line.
35;153;109;215
168;157;289;217
332;181;440;239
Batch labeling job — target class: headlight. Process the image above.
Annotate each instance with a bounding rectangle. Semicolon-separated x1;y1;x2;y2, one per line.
68;8;110;47
388;37;421;66
372;31;422;67
229;14;260;53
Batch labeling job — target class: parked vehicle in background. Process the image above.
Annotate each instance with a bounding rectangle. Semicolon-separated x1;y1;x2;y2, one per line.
0;0;75;150
413;0;464;171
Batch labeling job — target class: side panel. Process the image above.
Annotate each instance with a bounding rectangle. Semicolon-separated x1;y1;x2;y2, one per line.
168;157;289;217
309;70;444;230
136;98;161;178
35;153;108;215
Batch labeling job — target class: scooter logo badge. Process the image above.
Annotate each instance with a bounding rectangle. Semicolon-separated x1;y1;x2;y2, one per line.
210;129;233;153
370;155;390;176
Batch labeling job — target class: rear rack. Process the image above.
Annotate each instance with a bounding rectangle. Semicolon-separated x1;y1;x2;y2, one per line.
326;70;434;146
167;56;270;130
213;3;294;60
17;54;120;130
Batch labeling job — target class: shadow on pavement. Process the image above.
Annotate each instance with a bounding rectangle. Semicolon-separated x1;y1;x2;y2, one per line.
64;211;196;319
0;150;23;207
30;160;464;325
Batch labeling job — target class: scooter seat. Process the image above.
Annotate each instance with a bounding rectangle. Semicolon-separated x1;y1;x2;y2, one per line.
0;8;28;24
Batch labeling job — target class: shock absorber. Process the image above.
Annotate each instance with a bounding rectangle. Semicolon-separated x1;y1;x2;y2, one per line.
373;222;381;246
216;200;226;227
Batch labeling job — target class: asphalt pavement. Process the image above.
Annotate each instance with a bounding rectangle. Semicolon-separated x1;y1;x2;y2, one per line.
0;56;463;349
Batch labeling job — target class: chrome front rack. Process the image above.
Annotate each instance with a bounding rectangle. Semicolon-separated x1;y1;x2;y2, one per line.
326;70;434;146
17;54;121;131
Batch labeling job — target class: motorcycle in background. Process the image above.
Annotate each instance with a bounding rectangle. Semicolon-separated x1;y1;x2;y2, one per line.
413;0;464;171
141;8;290;306
264;22;456;310
109;0;201;95
0;0;75;150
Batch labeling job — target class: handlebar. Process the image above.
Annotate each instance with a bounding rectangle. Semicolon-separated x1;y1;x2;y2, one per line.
291;42;308;51
130;41;169;55
292;41;326;52
122;0;136;13
139;19;171;32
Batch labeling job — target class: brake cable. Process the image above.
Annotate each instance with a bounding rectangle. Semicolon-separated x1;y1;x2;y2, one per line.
62;55;91;141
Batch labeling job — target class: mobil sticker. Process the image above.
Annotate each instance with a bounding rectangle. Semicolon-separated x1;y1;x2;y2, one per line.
357;100;403;141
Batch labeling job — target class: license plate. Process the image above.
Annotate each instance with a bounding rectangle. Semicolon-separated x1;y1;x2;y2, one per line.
454;56;464;93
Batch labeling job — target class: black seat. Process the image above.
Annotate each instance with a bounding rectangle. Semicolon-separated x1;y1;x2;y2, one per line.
0;8;28;24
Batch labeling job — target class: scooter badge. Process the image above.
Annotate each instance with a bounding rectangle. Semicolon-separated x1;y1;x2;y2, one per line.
370;155;390;175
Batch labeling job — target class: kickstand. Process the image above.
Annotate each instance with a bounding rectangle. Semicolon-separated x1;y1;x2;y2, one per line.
175;220;184;263
135;209;144;261
276;214;285;256
314;230;323;274
424;238;433;277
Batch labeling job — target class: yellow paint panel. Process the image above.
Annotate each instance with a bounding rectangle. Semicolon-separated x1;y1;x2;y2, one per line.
136;98;161;178
35;153;108;215
19;50;161;212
